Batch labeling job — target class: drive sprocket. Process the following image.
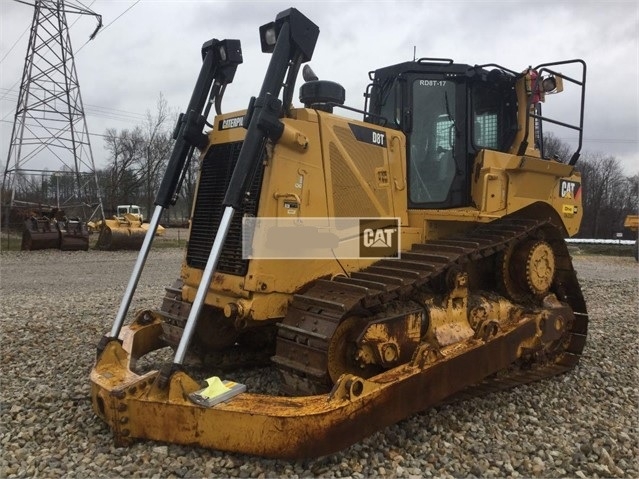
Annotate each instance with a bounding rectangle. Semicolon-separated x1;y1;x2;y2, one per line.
523;240;556;295
498;238;555;300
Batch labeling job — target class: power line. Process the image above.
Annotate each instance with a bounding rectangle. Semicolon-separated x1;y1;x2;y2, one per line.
0;0;97;84
0;0;138;103
0;25;30;65
0;87;147;123
75;0;142;54
0;118;145;141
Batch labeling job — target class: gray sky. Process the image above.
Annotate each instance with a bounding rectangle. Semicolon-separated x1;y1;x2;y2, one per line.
1;0;637;175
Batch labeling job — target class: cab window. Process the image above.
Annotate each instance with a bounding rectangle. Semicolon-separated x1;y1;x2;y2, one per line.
471;80;517;152
409;79;457;204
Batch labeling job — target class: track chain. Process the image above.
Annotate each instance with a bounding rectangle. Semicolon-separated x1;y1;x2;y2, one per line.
273;217;588;396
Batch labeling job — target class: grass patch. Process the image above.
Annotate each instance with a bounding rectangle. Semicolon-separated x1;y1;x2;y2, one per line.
0;232;22;251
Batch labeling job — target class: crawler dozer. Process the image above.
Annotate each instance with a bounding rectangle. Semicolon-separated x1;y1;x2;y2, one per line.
91;9;588;458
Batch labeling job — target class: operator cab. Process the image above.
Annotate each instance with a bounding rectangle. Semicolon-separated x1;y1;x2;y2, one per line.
365;59;518;209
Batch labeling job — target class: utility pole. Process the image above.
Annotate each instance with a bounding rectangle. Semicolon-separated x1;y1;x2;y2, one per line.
1;0;104;223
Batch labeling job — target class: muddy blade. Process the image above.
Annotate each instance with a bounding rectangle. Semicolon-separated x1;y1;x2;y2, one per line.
21;228;60;250
91;308;569;459
59;223;89;251
21;218;60;250
95;225;146;250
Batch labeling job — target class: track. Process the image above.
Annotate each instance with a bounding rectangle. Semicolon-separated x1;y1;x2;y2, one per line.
273;216;589;396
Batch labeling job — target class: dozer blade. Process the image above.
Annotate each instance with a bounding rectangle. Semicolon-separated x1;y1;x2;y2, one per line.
21;218;60;250
95;224;146;250
58;221;89;251
91;305;575;459
141;223;165;236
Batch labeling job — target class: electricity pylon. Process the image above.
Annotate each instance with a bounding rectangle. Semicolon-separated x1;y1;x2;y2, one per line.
2;0;104;221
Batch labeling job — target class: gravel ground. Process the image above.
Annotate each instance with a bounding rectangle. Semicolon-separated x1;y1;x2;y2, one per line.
1;249;637;478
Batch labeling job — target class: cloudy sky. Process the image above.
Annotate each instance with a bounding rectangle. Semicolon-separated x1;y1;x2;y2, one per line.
1;0;637;176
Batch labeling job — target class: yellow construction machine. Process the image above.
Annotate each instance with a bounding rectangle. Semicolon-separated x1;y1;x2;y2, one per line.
91;9;588;458
93;205;163;250
94;214;146;250
624;214;638;260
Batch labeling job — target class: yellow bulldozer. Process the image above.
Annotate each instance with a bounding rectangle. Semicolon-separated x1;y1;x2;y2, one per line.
92;204;164;250
91;9;588;458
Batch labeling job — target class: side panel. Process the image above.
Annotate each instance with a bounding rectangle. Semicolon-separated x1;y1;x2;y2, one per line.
471;150;583;235
407;150;583;240
317;113;397;219
316;111;419;248
180;109;396;320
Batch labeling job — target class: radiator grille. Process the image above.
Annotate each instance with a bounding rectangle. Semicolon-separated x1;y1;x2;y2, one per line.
329;143;380;218
330;125;390;217
186;141;265;275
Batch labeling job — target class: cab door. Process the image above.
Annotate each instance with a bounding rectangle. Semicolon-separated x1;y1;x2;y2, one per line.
407;75;469;209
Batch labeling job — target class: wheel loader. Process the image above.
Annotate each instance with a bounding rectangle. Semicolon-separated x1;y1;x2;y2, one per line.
91;8;588;458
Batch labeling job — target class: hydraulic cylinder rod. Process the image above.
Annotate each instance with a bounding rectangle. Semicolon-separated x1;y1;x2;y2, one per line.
109;205;163;338
164;9;318;377
100;39;242;351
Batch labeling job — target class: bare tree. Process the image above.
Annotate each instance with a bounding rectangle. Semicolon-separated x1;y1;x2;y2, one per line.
542;132;573;162
137;93;175;218
102;127;145;215
578;153;629;237
99;93;180;220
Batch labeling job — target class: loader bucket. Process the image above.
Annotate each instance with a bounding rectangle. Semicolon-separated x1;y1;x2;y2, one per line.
95;217;146;251
58;219;89;251
21;217;60;250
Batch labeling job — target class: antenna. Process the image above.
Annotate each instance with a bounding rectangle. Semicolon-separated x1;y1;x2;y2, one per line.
2;0;104;224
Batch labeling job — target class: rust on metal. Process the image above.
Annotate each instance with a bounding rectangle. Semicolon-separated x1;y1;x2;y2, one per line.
21;215;89;251
91;217;588;458
273;217;587;396
92;300;569;458
94;215;147;251
22;216;60;250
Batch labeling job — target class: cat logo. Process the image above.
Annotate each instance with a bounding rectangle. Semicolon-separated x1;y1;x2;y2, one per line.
359;218;400;258
218;115;244;130
559;179;581;199
363;228;395;248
